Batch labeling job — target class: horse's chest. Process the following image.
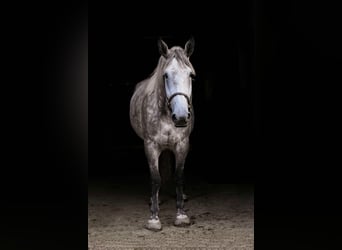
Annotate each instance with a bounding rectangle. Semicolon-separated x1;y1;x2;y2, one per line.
155;121;183;146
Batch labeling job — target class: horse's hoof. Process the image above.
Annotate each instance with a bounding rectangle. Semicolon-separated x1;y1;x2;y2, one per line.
174;214;190;227
145;218;162;231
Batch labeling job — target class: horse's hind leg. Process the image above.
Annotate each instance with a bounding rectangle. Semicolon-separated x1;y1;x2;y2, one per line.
174;143;190;227
144;141;162;231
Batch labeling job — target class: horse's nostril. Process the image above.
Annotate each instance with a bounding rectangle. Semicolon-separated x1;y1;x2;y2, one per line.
172;114;176;121
187;112;191;119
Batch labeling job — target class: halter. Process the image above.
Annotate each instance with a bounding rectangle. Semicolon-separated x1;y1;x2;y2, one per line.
167;92;192;112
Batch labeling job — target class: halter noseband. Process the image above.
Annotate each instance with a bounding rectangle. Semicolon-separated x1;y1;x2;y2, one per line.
167;92;192;111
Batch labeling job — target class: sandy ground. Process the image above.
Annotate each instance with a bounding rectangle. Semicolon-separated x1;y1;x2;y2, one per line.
88;178;254;249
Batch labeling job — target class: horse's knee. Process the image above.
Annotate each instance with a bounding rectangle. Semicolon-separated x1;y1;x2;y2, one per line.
175;175;184;186
151;177;161;187
151;182;161;188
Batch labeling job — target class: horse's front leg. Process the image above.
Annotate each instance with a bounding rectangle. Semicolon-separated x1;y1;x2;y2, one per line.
174;140;191;227
144;140;162;231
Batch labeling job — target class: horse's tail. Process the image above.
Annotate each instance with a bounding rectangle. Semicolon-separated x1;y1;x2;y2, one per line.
159;150;174;189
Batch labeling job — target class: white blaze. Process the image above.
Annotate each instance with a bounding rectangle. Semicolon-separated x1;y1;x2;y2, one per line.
164;58;192;119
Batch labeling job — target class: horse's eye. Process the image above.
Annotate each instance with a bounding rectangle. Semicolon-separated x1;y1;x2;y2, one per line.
190;73;195;81
163;73;168;80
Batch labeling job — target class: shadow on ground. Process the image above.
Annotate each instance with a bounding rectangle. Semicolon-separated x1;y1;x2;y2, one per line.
88;176;254;249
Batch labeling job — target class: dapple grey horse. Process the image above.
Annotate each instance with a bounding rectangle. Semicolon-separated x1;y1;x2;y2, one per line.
129;38;195;231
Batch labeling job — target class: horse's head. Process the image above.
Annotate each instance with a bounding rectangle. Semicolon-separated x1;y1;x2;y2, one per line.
158;38;195;127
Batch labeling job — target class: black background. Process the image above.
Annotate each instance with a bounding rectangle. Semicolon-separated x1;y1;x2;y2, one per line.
2;0;341;249
90;1;259;183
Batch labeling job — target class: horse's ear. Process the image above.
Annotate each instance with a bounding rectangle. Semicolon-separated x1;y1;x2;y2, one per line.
184;37;195;57
158;39;169;58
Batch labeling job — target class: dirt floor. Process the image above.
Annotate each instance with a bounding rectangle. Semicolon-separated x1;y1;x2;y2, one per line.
88;177;254;249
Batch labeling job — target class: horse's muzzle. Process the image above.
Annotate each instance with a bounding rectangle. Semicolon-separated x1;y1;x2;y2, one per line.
172;114;189;127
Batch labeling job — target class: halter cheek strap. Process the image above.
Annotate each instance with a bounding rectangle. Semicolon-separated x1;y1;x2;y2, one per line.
167;92;192;111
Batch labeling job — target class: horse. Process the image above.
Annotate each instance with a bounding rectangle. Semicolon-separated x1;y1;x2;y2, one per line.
129;38;196;231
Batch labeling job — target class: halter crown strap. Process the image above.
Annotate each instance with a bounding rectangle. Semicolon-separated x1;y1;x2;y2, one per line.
167;92;192;110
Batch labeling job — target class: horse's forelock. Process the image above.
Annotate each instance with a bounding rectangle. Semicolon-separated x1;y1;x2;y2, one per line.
156;47;195;74
148;46;195;89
